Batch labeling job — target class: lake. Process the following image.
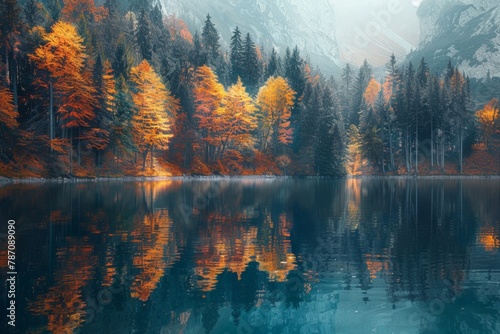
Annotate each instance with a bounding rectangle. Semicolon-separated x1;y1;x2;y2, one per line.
1;179;499;334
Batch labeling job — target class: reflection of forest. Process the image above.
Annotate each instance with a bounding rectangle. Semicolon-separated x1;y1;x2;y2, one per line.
2;179;499;333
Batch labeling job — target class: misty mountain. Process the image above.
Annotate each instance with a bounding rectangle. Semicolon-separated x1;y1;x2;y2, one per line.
160;0;341;73
408;0;500;79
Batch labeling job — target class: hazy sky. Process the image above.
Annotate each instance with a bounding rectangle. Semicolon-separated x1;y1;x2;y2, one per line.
332;0;422;65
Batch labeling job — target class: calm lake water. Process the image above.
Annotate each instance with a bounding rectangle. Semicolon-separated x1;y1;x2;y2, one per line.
1;179;499;334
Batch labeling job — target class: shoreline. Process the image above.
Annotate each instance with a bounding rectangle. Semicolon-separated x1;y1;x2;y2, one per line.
1;174;500;184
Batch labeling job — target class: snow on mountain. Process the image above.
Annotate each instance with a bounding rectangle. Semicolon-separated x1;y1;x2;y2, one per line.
160;0;341;73
410;0;500;79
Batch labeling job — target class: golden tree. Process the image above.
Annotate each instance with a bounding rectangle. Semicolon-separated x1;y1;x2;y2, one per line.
193;65;226;163
476;98;499;147
30;21;98;171
363;77;381;107
217;78;257;159
256;76;295;155
130;60;178;171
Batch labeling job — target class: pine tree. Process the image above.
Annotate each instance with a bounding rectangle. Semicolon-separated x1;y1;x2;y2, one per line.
315;84;345;176
229;26;243;83
201;14;220;66
112;38;131;80
190;31;207;68
265;47;279;79
136;8;152;61
351;59;372;126
241;33;260;94
341;63;354;123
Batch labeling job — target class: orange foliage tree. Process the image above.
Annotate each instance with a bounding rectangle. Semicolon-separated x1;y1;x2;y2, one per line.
0;86;18;157
363;77;381;106
193;65;226;163
130;60;178;171
476;98;499;147
30;21;98;171
61;0;108;23
256;76;295;155
217;77;257;159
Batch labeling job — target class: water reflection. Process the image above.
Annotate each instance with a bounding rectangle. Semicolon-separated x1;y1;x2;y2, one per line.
0;179;499;333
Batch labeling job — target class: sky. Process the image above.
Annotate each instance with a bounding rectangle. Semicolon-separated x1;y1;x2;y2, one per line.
332;0;422;65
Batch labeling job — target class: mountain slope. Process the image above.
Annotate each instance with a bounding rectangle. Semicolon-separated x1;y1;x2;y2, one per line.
161;0;341;73
409;0;500;79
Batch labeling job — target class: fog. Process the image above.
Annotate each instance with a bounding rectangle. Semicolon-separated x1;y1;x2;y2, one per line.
332;0;421;65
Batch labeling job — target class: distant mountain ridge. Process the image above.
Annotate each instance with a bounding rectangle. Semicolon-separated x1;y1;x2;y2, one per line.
160;0;341;73
409;0;500;79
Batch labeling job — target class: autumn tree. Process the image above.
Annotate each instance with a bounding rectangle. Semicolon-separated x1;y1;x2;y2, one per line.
193;65;225;164
256;76;295;155
30;21;98;172
477;98;499;147
217;78;257;159
130;60;178;170
0;86;18;158
61;0;108;22
363;77;381;107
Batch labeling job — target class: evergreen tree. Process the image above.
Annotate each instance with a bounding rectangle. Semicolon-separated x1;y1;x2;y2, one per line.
190;31;207;68
136;8;152;61
341;63;354;123
241;33;260;93
265;47;279;79
229;26;243;83
315;84;345;176
351;60;372;126
201;14;220;66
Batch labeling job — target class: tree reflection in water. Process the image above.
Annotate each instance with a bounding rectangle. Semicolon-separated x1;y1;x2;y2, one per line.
0;179;498;333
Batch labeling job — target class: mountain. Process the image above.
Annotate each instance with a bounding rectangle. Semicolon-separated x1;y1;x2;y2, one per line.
408;0;500;79
160;0;341;73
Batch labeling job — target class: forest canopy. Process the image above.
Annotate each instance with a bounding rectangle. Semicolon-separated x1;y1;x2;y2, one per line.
0;0;498;178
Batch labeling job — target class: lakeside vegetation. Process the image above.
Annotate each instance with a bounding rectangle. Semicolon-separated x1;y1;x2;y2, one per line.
1;0;499;179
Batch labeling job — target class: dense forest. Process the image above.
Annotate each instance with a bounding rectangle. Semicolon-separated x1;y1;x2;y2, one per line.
0;0;499;177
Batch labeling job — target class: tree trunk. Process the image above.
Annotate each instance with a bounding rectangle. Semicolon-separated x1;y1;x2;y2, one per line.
49;81;54;153
70;131;73;176
77;126;81;165
150;145;154;169
415;109;419;174
430;112;434;169
12;58;17;107
142;150;148;171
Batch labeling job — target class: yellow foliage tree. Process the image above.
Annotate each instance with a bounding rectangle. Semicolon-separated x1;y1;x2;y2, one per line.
217;78;257;159
256;76;295;155
476;98;499;147
193;65;226;163
130;60;178;171
363;77;381;107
